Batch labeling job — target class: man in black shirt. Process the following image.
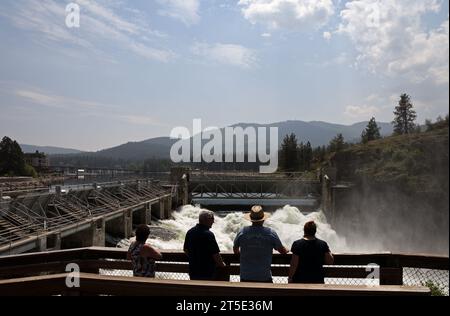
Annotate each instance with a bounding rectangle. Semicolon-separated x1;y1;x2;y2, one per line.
183;210;226;280
289;221;334;284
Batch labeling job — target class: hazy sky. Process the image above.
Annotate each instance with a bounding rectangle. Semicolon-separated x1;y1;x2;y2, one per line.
0;0;448;151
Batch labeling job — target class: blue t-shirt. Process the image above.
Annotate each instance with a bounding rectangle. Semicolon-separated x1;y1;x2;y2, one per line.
233;226;283;281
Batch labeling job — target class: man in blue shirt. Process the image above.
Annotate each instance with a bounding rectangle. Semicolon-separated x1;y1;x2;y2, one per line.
233;205;288;282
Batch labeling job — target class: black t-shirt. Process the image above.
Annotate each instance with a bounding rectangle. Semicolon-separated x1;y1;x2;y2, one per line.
183;224;220;280
291;238;330;284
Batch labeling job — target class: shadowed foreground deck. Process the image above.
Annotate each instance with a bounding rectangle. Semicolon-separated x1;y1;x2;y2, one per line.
0;273;431;296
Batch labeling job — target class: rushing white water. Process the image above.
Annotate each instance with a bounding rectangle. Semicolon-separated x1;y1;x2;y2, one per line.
120;205;348;252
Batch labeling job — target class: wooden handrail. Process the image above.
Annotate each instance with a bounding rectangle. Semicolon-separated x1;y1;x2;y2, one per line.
1;247;447;270
0;259;378;279
0;247;448;287
0;273;431;296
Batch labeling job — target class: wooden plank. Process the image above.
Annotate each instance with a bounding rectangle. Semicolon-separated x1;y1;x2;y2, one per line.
0;259;388;282
0;273;430;296
395;254;449;270
0;274;66;296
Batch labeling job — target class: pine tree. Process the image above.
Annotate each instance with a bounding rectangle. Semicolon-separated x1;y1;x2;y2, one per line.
280;133;299;172
303;141;313;171
329;134;346;153
393;94;417;135
361;117;382;143
298;142;304;171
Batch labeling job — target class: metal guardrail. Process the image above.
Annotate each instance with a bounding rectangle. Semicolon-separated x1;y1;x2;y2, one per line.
189;171;316;181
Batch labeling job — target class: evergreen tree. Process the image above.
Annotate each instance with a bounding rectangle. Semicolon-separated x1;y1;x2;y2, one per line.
328;134;346;153
298;142;304;171
393;94;417;135
361;117;382;143
320;145;327;162
280;133;299;172
303;141;313;171
0;136;26;176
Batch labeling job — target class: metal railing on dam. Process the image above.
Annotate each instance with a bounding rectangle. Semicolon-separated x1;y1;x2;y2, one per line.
188;171;322;199
0;180;176;255
0;247;447;296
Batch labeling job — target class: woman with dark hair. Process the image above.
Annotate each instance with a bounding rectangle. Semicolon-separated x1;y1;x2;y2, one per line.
288;221;334;284
127;224;163;277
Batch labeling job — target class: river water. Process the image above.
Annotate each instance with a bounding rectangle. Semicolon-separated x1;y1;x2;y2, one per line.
120;204;347;252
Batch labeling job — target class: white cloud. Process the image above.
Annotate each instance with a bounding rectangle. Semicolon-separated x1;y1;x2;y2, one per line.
238;0;335;31
366;94;382;103
157;0;200;26
129;43;176;63
13;87;165;126
323;31;332;41
261;33;272;38
2;0;174;63
15;89;109;110
344;105;380;119
338;0;449;85
76;0;141;34
191;42;258;69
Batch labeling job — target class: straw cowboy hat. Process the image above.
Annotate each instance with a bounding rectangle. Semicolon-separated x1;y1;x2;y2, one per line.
244;205;270;223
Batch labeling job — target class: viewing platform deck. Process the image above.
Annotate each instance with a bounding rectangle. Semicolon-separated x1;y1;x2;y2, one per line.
0;247;447;296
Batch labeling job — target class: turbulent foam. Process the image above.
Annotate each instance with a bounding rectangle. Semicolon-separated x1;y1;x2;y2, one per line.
121;205;348;252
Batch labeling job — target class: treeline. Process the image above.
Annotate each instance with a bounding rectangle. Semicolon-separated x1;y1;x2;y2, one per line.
278;133;348;172
49;154;263;172
50;154;139;170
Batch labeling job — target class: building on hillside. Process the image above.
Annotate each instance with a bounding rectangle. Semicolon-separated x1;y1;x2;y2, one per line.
24;151;49;170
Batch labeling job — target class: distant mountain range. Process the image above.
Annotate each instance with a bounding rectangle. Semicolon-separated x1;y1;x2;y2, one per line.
22;120;394;161
20;144;84;155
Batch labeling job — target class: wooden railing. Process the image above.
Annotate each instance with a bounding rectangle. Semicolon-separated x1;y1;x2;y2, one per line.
0;247;448;284
0;273;432;296
0;247;447;296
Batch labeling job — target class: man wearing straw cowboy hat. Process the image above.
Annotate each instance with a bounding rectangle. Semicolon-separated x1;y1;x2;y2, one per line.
233;205;288;283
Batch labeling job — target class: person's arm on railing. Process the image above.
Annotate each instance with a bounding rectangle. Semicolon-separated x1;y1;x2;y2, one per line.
213;253;226;268
143;244;163;260
324;252;334;265
276;246;289;254
288;254;299;283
